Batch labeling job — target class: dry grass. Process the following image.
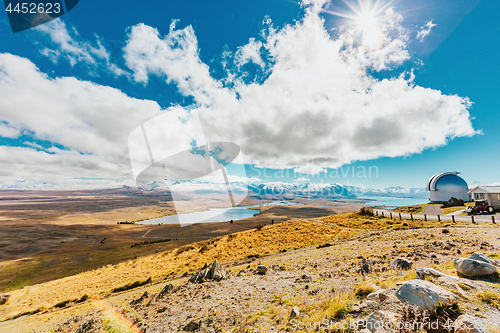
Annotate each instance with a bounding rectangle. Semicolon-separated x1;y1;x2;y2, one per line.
477;290;500;308
355;280;376;298
279;292;356;332
1;219;345;321
441;206;467;215
321;209;457;231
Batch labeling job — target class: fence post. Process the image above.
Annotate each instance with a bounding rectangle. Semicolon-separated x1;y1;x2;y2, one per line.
399;213;402;220
452;215;455;223
376;211;378;216
438;215;441;222
382;211;384;217
493;216;496;224
472;215;475;224
424;214;427;221
411;214;413;221
390;212;392;219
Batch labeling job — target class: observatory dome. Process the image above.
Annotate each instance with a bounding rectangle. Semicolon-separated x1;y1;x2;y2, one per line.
426;172;469;203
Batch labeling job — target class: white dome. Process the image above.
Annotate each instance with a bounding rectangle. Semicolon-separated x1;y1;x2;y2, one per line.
426;172;469;203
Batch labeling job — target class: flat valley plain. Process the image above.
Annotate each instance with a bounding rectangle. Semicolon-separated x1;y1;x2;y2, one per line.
0;188;361;292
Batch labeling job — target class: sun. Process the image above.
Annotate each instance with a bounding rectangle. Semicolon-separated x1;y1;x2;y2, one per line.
354;8;383;46
324;0;394;48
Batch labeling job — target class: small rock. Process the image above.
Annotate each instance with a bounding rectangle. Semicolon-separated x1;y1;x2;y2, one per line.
396;279;459;311
256;264;268;275
391;258;413;270
366;289;394;302
455;314;489;333
75;319;93;333
429;252;437;258
295;274;312;283
290;305;301;319
130;291;149;306
0;294;10;305
183;320;201;332
156;284;178;300
359;259;372;274
364;310;400;333
350;300;376;314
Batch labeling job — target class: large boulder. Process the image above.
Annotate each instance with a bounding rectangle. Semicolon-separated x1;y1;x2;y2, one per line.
364;310;400;333
455;314;489;333
391;258;413;270
468;252;491;264
396;279;458;311
0;294;10;305
454;253;497;278
188;260;231;283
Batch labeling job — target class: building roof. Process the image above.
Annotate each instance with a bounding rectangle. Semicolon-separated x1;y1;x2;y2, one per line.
469;186;500;194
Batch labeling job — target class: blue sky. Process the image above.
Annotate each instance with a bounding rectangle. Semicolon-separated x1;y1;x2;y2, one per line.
0;0;497;190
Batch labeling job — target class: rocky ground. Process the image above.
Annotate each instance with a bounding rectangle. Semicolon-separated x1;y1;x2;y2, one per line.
3;222;500;333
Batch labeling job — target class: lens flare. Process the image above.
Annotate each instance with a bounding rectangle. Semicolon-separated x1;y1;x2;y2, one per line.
92;296;144;333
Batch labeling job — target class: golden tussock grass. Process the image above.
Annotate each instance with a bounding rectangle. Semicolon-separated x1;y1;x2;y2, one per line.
322;210;444;230
1;219;346;320
322;212;389;229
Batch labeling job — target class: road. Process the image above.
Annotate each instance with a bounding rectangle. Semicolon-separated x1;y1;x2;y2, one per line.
372;208;499;224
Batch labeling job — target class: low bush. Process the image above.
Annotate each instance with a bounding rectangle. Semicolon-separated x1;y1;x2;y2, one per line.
112;277;152;293
357;207;374;217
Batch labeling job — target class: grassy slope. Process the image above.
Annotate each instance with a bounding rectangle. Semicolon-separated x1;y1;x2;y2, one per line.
2;210;500;332
0;219;348;321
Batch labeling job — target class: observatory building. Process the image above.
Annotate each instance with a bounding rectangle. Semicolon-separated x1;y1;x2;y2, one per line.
426;172;470;203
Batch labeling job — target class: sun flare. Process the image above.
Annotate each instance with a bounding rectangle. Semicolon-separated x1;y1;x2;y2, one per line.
354;8;383;46
324;0;394;48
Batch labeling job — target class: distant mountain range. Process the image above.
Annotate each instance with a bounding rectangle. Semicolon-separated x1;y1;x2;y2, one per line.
0;179;428;200
359;186;428;198
136;180;427;199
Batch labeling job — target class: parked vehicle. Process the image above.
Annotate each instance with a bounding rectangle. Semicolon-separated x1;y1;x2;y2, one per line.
464;199;495;215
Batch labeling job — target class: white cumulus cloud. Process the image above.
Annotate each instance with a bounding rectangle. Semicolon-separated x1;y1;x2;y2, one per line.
0;53;162;180
123;3;478;171
0;1;478;187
